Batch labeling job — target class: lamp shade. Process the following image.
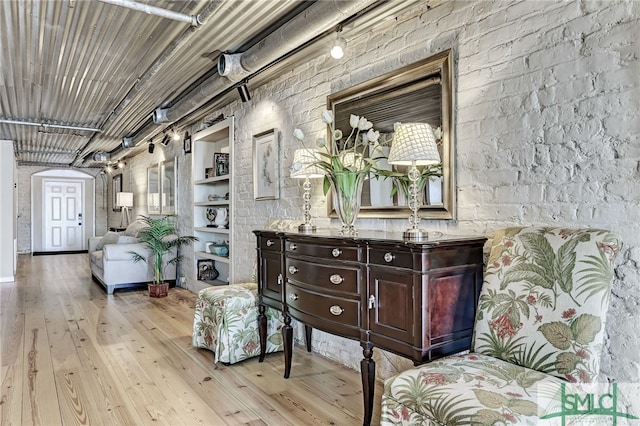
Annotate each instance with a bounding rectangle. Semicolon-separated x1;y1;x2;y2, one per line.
291;149;324;179
387;123;440;166
116;191;134;208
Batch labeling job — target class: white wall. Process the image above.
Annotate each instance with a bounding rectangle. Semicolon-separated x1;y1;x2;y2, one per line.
0;140;15;281
184;0;639;383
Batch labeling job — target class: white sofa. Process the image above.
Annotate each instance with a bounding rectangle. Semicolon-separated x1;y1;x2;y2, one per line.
88;222;177;295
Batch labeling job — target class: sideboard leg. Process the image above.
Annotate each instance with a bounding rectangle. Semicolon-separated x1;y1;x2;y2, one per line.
360;343;375;426
304;324;312;352
283;312;293;379
258;303;267;362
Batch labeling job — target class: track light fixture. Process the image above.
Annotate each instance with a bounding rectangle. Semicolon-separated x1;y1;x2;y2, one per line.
160;133;170;146
118;160;125;169
237;82;251;102
148;139;155;154
172;128;181;141
330;29;346;59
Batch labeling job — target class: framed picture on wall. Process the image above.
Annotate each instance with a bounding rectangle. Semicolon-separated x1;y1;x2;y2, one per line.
253;129;279;200
112;174;122;212
183;131;192;154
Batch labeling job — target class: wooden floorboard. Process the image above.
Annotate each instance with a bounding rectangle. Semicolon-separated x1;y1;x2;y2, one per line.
0;254;384;425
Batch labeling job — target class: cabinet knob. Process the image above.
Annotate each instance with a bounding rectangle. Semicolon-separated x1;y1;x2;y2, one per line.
266;239;274;247
288;266;298;274
290;243;297;251
329;274;344;285
289;293;298;301
329;305;344;316
384;252;394;263
331;248;342;257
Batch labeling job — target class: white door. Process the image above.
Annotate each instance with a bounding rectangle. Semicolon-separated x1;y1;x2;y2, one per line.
43;180;84;251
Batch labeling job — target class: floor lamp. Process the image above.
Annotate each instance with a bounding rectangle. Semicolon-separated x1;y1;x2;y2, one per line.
291;149;324;232
116;192;134;227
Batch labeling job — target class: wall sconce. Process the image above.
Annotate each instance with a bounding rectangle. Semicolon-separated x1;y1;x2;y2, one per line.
330;30;346;59
237;83;251;102
148;139;155;153
388;123;440;242
291;148;324;232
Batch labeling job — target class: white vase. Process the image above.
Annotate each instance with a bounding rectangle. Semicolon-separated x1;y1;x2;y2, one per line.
369;144;394;207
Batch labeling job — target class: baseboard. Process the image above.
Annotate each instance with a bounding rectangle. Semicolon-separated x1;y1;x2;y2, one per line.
33;250;88;256
0;275;15;282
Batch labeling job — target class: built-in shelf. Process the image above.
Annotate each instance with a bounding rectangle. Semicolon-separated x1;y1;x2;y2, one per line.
191;117;234;288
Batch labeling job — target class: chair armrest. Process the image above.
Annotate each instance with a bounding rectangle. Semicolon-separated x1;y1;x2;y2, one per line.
103;242;151;261
88;236;102;253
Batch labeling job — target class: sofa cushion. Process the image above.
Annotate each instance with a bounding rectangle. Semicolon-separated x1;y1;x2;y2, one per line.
95;231;120;250
124;221;148;237
117;235;139;244
90;250;103;268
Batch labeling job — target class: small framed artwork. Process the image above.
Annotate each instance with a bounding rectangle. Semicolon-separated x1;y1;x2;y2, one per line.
253;128;279;200
112;174;123;212
183;131;192;154
205;167;215;179
197;259;219;282
214;153;230;176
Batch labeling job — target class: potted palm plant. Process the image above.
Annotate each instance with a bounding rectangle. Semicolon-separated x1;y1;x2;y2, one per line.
129;215;198;297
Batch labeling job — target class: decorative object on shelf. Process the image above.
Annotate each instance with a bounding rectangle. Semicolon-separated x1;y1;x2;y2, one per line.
293;110;380;235
253;128;280;200
183;131;191;154
205;208;216;227
116;192;133;227
291;148;324;232
208;243;229;257
213;207;228;228
204;167;215;179
197;259;219;282
128;215;198;297
207;194;227;201
388;122;441;242
214;153;230;176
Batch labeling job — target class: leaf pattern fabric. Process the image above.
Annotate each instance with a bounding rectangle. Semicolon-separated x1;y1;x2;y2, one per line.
192;282;284;364
381;227;622;425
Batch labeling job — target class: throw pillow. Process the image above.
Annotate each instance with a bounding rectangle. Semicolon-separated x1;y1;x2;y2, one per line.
96;231;120;250
117;235;138;244
124;221;148;238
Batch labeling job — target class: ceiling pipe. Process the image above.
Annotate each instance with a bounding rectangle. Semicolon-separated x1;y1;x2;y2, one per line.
156;0;378;124
96;0;202;26
0;118;102;133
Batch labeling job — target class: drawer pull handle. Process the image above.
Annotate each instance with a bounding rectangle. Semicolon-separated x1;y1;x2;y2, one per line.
329;305;344;316
289;293;298;301
288;266;298;274
266;239;274;247
329;274;344;285
277;274;283;286
331;248;342;257
384;252;394;263
290;243;297;251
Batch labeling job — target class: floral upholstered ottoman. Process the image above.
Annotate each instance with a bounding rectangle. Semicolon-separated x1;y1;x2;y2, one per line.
192;282;284;364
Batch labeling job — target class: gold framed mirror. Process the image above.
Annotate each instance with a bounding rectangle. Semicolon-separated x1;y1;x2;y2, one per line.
327;49;455;219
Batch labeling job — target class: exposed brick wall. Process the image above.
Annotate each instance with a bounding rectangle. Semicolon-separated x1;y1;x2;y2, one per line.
192;0;638;383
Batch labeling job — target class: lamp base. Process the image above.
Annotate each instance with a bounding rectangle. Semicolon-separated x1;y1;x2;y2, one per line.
403;228;429;242
298;223;316;233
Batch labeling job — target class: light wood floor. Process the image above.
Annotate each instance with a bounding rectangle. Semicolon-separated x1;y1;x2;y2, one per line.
1;253;383;425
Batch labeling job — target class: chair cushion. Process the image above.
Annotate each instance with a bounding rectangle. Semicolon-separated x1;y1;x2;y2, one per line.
473;227;622;383
381;353;567;425
123;221;148;237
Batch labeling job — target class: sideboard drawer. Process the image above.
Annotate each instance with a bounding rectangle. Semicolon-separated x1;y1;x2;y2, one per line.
369;247;413;269
286;240;360;262
285;257;360;294
259;235;282;252
285;284;360;329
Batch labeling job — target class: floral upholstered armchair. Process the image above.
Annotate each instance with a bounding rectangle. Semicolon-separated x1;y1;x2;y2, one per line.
381;227;622;425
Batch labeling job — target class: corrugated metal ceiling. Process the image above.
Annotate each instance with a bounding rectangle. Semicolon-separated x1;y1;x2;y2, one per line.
0;0;430;169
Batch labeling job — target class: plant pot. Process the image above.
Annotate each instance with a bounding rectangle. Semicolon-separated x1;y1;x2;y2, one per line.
148;282;169;298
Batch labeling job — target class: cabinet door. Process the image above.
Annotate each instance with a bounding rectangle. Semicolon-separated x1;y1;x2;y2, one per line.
260;250;283;307
368;266;416;346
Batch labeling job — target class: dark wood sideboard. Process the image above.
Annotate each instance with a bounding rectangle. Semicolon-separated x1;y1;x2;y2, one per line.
253;229;486;426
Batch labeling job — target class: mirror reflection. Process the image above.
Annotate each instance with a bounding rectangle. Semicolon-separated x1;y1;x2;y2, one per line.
328;49;455;219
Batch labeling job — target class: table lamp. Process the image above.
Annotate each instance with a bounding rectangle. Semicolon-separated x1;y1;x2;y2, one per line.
291;148;324;232
116;191;134;227
387;123;440;242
